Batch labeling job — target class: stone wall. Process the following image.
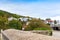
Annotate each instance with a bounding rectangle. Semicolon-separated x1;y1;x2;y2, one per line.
32;30;52;36
1;29;60;40
1;30;10;40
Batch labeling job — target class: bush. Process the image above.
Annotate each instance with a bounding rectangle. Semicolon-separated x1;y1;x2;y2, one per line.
24;19;52;31
8;20;22;30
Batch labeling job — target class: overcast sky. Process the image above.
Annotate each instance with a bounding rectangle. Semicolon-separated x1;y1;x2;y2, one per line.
0;0;60;20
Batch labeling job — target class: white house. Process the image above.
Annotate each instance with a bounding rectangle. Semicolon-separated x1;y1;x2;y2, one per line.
8;17;17;21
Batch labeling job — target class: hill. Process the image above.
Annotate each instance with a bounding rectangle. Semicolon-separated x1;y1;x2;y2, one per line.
0;10;52;31
0;10;23;18
0;10;23;30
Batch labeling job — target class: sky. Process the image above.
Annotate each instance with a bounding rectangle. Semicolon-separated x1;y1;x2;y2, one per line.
0;0;60;20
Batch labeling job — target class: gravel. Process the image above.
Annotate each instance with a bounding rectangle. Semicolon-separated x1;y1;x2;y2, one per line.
2;29;60;40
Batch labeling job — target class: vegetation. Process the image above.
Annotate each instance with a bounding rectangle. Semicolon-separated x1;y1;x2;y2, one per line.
0;10;52;31
24;18;52;31
0;10;22;30
8;19;22;30
54;20;57;24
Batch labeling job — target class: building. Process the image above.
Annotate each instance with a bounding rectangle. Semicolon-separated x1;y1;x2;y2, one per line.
8;17;17;21
44;20;60;30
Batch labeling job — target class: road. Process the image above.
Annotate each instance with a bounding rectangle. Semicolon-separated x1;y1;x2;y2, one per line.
52;31;60;38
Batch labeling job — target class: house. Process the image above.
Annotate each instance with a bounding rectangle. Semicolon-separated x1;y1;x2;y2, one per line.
44;19;60;30
8;17;17;21
44;20;54;25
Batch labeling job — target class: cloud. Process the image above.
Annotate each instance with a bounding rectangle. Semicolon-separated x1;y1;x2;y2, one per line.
50;16;60;20
0;0;60;20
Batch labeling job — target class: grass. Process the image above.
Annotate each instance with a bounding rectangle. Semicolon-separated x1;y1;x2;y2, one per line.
34;27;52;30
33;27;52;36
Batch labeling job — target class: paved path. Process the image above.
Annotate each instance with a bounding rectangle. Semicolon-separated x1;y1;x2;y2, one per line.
52;31;60;38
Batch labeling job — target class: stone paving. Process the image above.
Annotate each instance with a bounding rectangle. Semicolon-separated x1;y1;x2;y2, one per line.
2;29;60;40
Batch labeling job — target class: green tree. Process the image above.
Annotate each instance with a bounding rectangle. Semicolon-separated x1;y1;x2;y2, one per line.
54;20;57;24
8;19;22;30
0;16;9;30
46;18;51;20
12;14;20;19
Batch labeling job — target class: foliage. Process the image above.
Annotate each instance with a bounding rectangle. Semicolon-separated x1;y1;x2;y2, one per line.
46;18;51;20
0;10;52;31
0;16;9;30
0;10;23;30
12;14;20;19
25;18;52;31
34;27;51;30
54;20;57;24
8;20;22;30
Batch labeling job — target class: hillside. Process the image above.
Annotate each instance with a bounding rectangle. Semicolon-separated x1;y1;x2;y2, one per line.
0;10;23;18
0;10;23;30
0;10;52;31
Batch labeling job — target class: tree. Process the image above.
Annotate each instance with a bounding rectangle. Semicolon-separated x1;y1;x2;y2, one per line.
0;16;9;30
54;20;57;24
46;18;51;20
12;14;20;19
8;19;22;30
25;18;52;30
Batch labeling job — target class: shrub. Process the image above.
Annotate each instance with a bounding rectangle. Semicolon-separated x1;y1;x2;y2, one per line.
24;19;52;31
8;19;22;30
